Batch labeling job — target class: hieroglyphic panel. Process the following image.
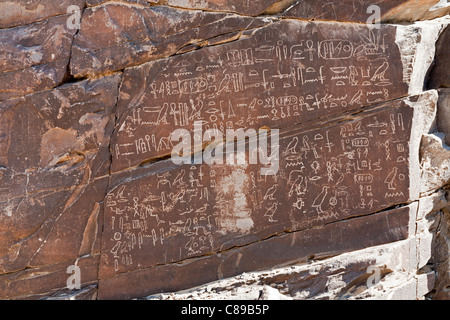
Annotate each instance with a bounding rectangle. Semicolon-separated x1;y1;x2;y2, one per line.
111;20;409;172
100;101;413;277
98;205;412;299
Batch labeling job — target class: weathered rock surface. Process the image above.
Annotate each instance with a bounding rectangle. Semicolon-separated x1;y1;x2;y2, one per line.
158;0;288;16
427;26;450;89
145;235;435;300
429;195;450;300
0;15;78;101
100;205;414;299
436;89;450;145
0;255;99;300
104;97;416;273
85;0;293;16
0;0;86;29
0;0;448;300
146;190;449;301
0;75;121;295
70;3;270;78
283;0;449;23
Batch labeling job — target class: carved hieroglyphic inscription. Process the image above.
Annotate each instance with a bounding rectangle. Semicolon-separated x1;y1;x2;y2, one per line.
111;20;409;172
101;102;413;277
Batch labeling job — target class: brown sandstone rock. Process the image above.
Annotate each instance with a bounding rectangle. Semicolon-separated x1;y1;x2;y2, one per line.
0;255;99;299
0;0;86;29
70;3;270;78
283;0;447;23
0;74;121;279
159;0;288;16
98;205;413;299
427;26;450;89
0;60;70;102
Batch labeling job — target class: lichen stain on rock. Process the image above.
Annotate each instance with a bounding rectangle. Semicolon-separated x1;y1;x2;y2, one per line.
78;113;110;146
0;2;45;26
39;127;85;169
215;161;254;235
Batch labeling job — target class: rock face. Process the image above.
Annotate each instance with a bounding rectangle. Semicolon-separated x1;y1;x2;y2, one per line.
283;0;450;23
0;1;449;300
0;15;77;102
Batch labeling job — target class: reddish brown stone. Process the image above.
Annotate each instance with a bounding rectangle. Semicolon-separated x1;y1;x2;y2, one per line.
381;0;449;22
0;16;73;74
70;3;270;78
111;19;410;172
431;206;450;300
26;178;108;267
0;0;445;301
0;15;77;101
0;74;120;200
0;255;99;299
85;0;449;20
157;0;287;16
0;0;86;28
0;60;69;102
283;0;443;23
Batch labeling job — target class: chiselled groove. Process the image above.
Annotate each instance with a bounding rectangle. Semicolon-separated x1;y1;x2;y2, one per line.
105;92;406;174
172;22;272;53
98;70;125;285
86;0;156;9
26;168;92;268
